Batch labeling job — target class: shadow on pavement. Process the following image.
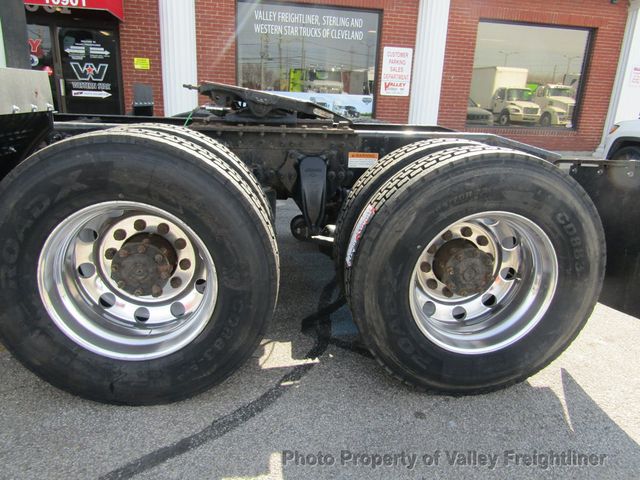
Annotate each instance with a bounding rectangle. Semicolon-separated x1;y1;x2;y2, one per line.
99;202;640;480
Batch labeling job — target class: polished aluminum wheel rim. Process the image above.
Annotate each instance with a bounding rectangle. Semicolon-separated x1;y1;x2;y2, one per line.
38;201;218;361
409;211;558;354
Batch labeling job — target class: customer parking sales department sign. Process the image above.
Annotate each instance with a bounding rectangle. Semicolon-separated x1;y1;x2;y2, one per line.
380;46;413;96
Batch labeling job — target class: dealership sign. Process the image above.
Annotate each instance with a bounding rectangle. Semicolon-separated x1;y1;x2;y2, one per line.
380;47;413;96
24;0;124;20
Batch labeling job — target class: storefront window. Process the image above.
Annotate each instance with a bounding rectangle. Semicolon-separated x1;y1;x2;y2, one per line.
468;21;590;129
237;0;380;118
26;6;124;115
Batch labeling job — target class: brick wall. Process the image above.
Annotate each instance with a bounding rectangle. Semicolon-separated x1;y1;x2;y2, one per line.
117;0;625;148
440;0;628;151
119;0;164;116
193;0;419;123
372;0;420;123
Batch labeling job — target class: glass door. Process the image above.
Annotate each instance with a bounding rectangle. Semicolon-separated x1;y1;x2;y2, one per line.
27;23;62;110
59;27;122;114
28;22;123;115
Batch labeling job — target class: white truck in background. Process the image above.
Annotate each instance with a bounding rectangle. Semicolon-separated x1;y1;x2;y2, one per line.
533;84;576;127
470;66;540;126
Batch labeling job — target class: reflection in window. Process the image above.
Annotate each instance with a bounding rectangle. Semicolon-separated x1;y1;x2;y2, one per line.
468;21;590;128
28;24;54;74
506;89;533;102
28;24;57;109
236;1;379;118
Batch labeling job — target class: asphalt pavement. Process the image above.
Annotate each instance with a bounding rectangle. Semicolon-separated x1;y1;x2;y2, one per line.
0;200;639;479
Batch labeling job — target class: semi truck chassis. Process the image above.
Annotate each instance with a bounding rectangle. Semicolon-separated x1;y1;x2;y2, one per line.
0;80;636;405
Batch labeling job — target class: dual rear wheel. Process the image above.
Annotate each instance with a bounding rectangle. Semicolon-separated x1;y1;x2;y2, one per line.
0;130;605;402
335;142;605;392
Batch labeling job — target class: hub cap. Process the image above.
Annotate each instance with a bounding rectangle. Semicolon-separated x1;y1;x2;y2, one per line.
409;211;558;354
38;201;218;361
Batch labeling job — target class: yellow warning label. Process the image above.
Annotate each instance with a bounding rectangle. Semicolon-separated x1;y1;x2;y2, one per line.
348;152;379;169
134;58;150;70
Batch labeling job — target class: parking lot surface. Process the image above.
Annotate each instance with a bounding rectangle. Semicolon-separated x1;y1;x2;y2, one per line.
1;200;639;479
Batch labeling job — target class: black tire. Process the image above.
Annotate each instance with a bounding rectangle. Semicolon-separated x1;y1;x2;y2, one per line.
610;145;640;160
0;129;279;405
346;147;605;393
111;123;272;219
333;138;483;289
540;112;552;127
498;110;510;126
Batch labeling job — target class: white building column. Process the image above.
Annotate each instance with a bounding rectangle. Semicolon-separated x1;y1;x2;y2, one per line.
596;0;640;155
159;0;198;116
408;0;451;125
0;23;6;68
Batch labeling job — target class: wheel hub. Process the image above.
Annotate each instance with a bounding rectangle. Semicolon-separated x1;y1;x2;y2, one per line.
37;202;218;361
433;239;494;296
410;212;558;355
110;233;177;297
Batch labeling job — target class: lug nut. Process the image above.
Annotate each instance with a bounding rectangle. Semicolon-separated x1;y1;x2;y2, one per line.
105;248;117;260
461;226;472;237
151;285;163;297
113;229;126;241
175;238;187;250
426;279;438;290
157;223;170;235
117;280;126;289
442;287;453;298
420;262;431;273
179;259;191;270
170;277;182;288
134;219;146;231
154;254;164;264
442;231;453;241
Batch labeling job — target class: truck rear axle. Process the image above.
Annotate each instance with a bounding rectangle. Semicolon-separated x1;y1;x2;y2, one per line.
0;76;628;405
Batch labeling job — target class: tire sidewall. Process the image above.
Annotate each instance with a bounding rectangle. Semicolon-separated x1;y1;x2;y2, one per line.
350;155;604;391
0;136;277;404
611;145;640;160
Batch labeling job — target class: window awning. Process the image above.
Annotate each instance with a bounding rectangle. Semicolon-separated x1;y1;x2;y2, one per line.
24;1;124;21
